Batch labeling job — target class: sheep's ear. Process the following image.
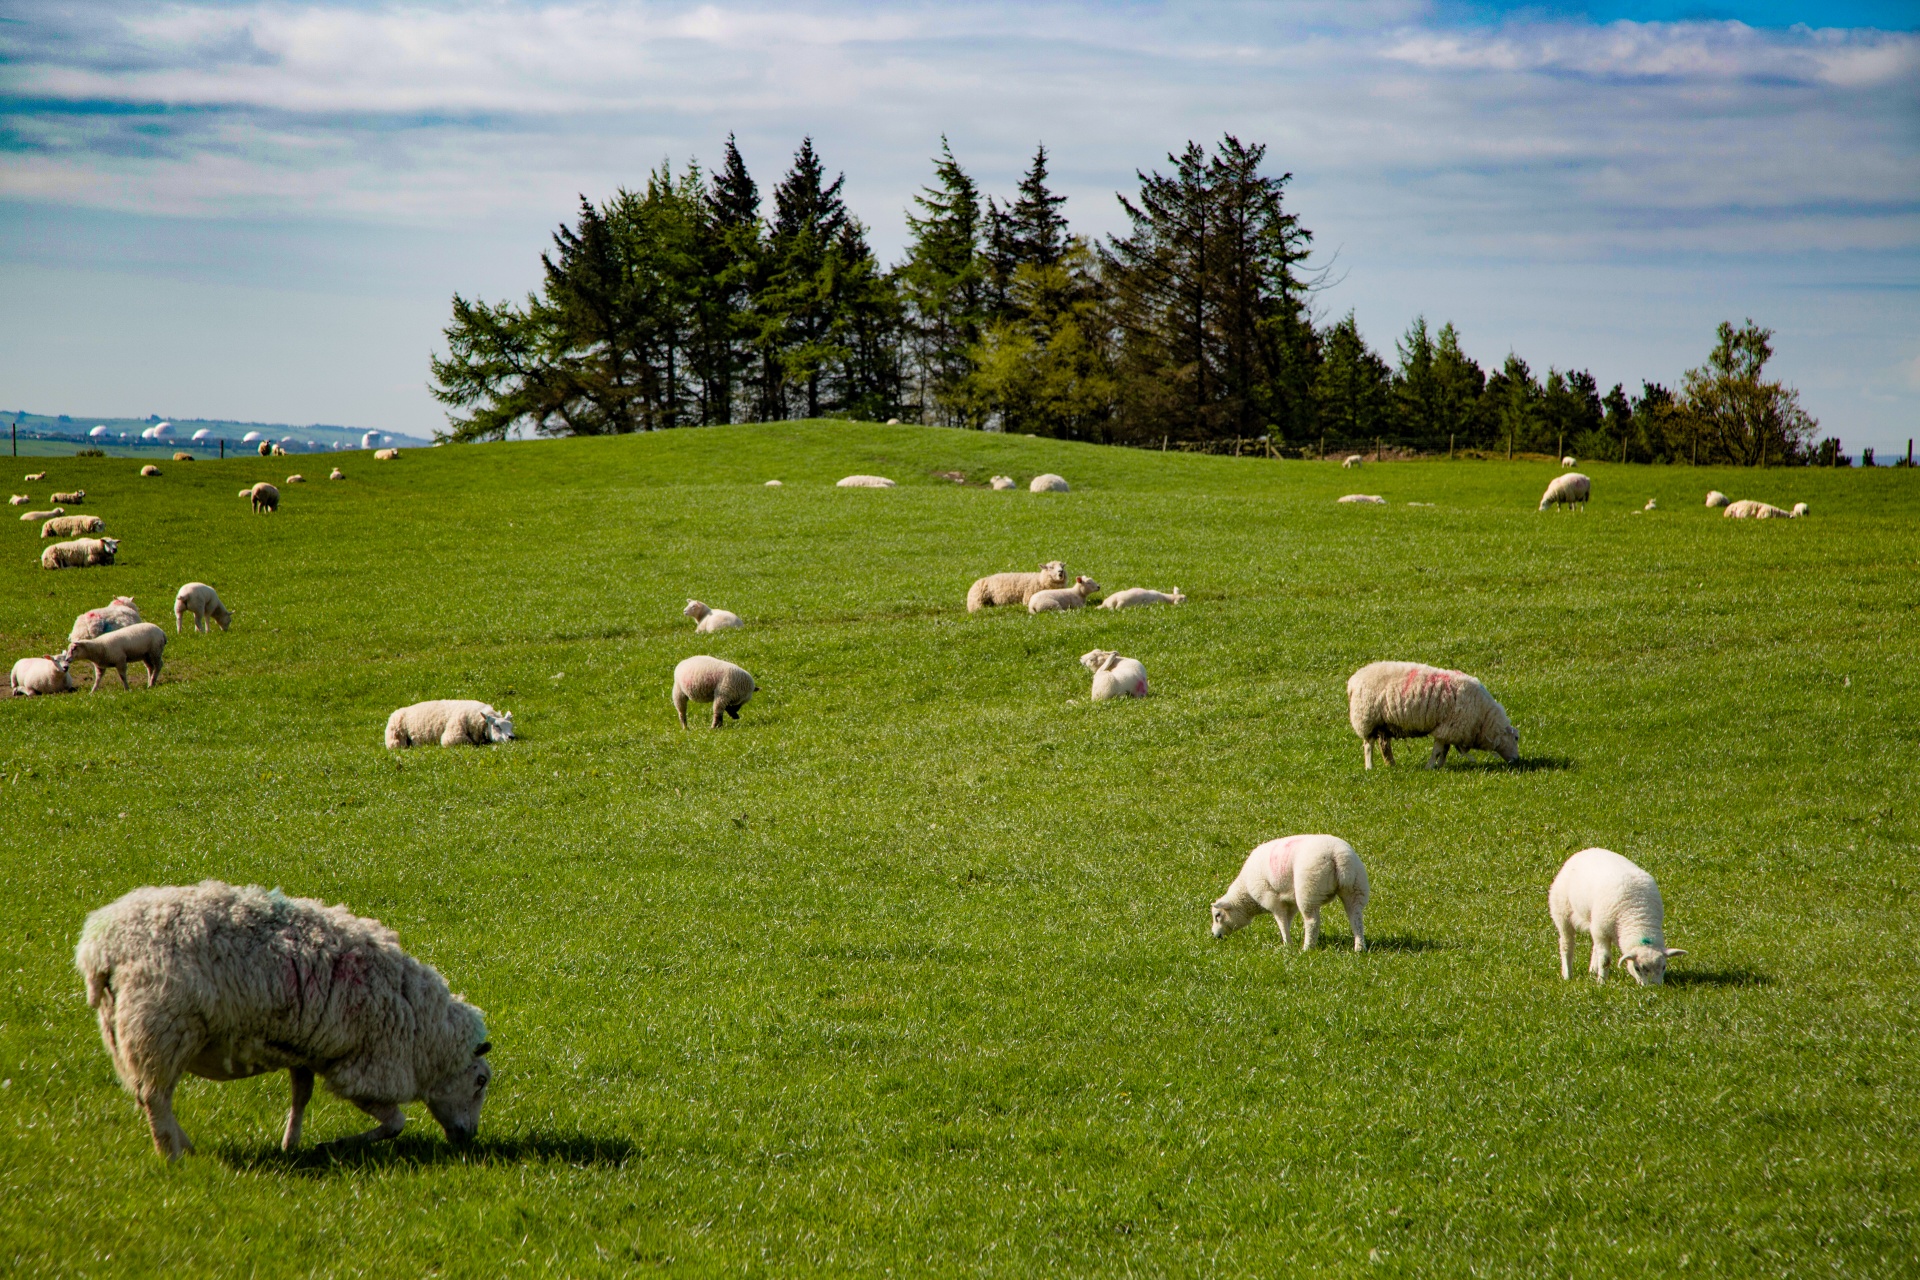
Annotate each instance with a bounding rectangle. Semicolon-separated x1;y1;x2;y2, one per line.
475;1041;492;1057
1664;949;1686;959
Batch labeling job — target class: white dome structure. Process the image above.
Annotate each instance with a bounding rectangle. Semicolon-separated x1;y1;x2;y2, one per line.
89;425;110;439
242;431;265;443
191;428;213;441
362;432;382;449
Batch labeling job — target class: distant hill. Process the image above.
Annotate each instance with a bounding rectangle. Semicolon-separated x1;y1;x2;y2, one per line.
2;411;433;458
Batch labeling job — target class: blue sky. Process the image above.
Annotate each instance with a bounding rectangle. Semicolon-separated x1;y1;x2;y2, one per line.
1;1;1915;449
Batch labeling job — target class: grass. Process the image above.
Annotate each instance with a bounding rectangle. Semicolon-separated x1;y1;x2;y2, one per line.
0;422;1915;1277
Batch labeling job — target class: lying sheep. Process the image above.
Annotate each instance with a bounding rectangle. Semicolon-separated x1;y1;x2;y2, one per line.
836;474;894;487
672;656;758;729
1705;490;1730;508
43;514;105;538
75;880;492;1159
1338;494;1386;505
1644;499;1658;511
140;465;160;477
967;561;1068;613
1539;472;1590;510
8;494;26;505
19;508;63;522
173;452;194;463
71;596;141;643
1080;649;1148;700
1211;834;1369;952
24;471;46;481
1562;456;1577;467
683;600;743;633
1028;575;1100;612
286;474;305;483
1346;660;1519;769
764;479;782;487
51;490;85;504
174;583;231;633
64;622;166;690
1099;587;1185;609
1724;499;1796;519
42;537;119;570
1029;473;1070;492
330;468;345;480
271;444;288;457
9;653;76;696
1342;455;1363;468
385;700;514;748
247;482;279;513
989;475;1016;490
374;448;398;461
1549;848;1685;985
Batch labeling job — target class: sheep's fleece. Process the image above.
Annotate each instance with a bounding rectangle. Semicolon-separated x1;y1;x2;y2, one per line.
967;561;1068;612
386;700;515;748
75;880;492;1158
1549;847;1685;986
1346;660;1519;768
1210;834;1369;952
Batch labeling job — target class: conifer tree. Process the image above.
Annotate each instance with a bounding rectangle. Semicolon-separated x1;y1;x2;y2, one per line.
899;139;986;425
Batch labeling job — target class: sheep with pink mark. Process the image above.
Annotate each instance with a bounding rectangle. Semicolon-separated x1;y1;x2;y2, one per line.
1345;660;1519;769
1210;834;1369;952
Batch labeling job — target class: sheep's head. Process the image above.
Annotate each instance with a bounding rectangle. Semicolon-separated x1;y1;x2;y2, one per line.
1075;576;1101;595
425;1038;492;1145
1210;896;1256;940
1481;710;1520;764
1792;502;1809;517
683;600;709;620
482;708;515;742
50;652;71;673
1080;649;1116;674
1039;561;1068;588
100;539;119;559
1169;589;1186;604
1620;944;1686;987
213;606;232;631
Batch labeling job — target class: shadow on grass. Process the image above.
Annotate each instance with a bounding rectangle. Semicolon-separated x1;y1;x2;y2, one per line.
1667;966;1773;989
1486;755;1574;773
217;1130;640;1175
1362;934;1454;954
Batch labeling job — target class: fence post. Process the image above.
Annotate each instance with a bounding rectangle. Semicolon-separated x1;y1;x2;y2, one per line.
220;438;226;459
1449;433;1455;460
10;420;14;457
1909;438;1914;467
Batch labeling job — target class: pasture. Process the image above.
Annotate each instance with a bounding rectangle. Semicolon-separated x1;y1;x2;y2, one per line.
1;423;1915;1276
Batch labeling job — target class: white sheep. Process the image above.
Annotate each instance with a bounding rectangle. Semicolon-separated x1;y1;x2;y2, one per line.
672;655;758;729
1029;473;1070;492
19;508;63;522
42;514;105;538
24;471;47;481
9;653;76;697
330;468;345;480
64;622;166;690
50;489;85;504
174;583;232;633
1705;490;1730;508
684;599;743;633
374;448;399;460
1539;472;1591;510
1099;587;1185;610
1723;499;1796;519
1210;835;1369;952
247;482;279;513
1549;848;1685;985
1338;494;1387;505
1028;575;1100;612
989;475;1016;490
8;494;27;504
967;561;1068;613
1342;455;1363;469
1080;649;1148;700
42;537;119;570
764;479;782;486
385;700;515;748
286;473;305;483
75;880;492;1159
836;475;894;488
140;465;160;478
1562;456;1577;467
173;452;194;463
71;596;141;643
1644;499;1658;511
1346;660;1519;769
1792;502;1809;517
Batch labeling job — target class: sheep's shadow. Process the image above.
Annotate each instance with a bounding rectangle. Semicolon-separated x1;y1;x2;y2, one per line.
1483;755;1574;773
217;1131;639;1175
1666;966;1772;989
1360;934;1453;954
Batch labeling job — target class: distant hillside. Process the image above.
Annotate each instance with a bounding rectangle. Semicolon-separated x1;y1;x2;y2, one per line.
2;411;433;457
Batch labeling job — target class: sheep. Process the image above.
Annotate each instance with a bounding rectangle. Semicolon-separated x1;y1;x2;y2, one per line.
836;474;894;487
1644;499;1658;511
8;494;26;504
74;880;492;1160
286;473;305;483
1539;472;1590;510
50;490;86;504
384;700;515;748
1346;660;1519;769
967;561;1068;613
764;479;783;486
42;515;105;538
257;442;273;457
1723;499;1796;520
375;448;399;460
172;452;194;463
1028;575;1100;612
1792;502;1809;517
271;444;288;457
140;465;160;477
672;656;758;729
1337;494;1387;505
1099;587;1185;609
9;653;76;696
24;471;47;481
41;537;119;570
1342;455;1363;468
330;468;345;480
19;508;63;522
71;596;141;643
989;475;1016;490
1549;848;1685;986
64;622;166;690
1080;649;1148;700
1562;456;1577;467
1029;473;1070;492
174;583;231;633
683;600;744;633
247;482;279;513
1210;834;1369;952
1705;490;1730;508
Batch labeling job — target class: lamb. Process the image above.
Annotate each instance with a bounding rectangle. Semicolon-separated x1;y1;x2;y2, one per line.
1210;835;1369;952
41;537;119;570
330;468;345;480
1338;494;1386;505
374;448;399;460
43;514;105;538
19;508;63;522
75;880;492;1159
1644;499;1658;511
247;482;279;513
683;600;743;633
1705;490;1730;508
1723;499;1796;520
1346;660;1519;769
1549;848;1685;985
173;452;194;463
50;490;86;504
24;471;47;481
286;473;305;483
384;700;515;748
1080;649;1148;700
140;465;160;477
1792;502;1809;517
9;653;76;697
64;622;166;690
8;494;26;504
1029;473;1070;492
1539;472;1590;510
836;474;894;487
1562;456;1577;467
71;596;141;643
1028;575;1100;612
1099;587;1185;609
672;655;758;728
174;583;232;633
967;561;1068;613
989;475;1016;490
1342;455;1363;468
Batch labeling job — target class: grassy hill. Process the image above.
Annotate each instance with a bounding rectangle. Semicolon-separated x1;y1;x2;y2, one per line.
1;423;1914;1276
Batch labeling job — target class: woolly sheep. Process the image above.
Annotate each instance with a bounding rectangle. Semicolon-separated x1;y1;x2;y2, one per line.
75;880;492;1159
271;444;288;457
258;442;274;457
330;468;345;480
286;473;305;483
1338;494;1386;505
1705;490;1730;508
1792;502;1809;517
1723;499;1795;520
174;583;232;633
989;475;1016;490
1028;575;1100;612
1029;473;1070;492
50;490;85;504
1562;456;1577;467
385;699;515;748
967;561;1068;613
1346;660;1519;769
1099;587;1185;609
836;474;894;487
247;482;279;513
43;514;105;538
71;596;141;643
64;622;166;690
140;465;160;477
683;599;743;633
9;653;76;697
672;655;758;729
1342;455;1363;468
173;452;194;463
1210;834;1369;952
20;508;63;522
1549;848;1685;986
24;471;46;481
1539;472;1590;510
375;448;398;460
8;494;26;504
1080;649;1148;700
41;537;119;570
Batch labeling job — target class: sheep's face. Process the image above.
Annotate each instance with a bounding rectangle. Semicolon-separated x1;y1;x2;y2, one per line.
483;709;515;742
1076;576;1101;595
1487;720;1520;764
1620;945;1685;986
51;653;71;674
1039;561;1068;588
683;600;707;620
426;1042;492;1144
1080;649;1116;674
1210;897;1254;940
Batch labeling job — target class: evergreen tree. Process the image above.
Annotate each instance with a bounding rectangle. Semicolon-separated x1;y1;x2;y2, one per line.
760;137;854;419
985;143;1071;314
899;139;986;426
963;239;1113;437
1681;319;1818;465
1394;316;1441;444
1313;312;1393;444
1431;322;1486;448
693;134;765;424
1484;354;1541;458
1539;368;1602;461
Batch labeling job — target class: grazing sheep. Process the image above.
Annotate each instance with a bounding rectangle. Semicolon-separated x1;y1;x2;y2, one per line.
24;471;47;481
1562;456;1577;467
1549;848;1685;986
1210;835;1369;952
671;656;759;729
1341;455;1364;469
1346;660;1519;769
70;596;141;643
8;494;26;505
174;583;231;634
50;490;86;504
1099;587;1185;609
375;449;398;460
9;653;76;697
247;482;279;513
173;452;194;463
140;465;160;477
329;468;345;480
1338;494;1387;505
683;600;743;633
75;880;492;1160
836;474;894;487
64;622;165;690
384;700;514;748
286;474;305;483
967;561;1069;613
1724;499;1796;520
1705;490;1730;508
1029;473;1070;492
1539;472;1591;510
43;515;105;538
1028;575;1100;612
20;508;63;522
41;537;119;570
989;475;1016;490
1792;502;1809;517
1080;649;1148;700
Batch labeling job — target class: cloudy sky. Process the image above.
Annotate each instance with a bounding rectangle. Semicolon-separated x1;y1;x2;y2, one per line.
2;0;1915;449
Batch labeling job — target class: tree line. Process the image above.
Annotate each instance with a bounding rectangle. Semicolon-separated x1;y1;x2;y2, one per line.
433;135;1836;464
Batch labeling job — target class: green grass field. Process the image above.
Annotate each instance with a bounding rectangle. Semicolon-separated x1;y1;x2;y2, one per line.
1;423;1915;1276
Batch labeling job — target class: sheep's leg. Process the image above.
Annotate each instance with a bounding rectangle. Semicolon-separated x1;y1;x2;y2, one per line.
324;1101;406;1150
1272;907;1292;947
1555;921;1576;980
141;1077;194;1160
115;662;131;691
1342;892;1366;952
1380;736;1397;766
282;1067;314;1151
1589;937;1610;984
145;657;161;688
1301;905;1322;951
1362;738;1374;770
711;699;726;729
175;612;185;634
1427;741;1449;768
88;662;104;693
673;690;690;729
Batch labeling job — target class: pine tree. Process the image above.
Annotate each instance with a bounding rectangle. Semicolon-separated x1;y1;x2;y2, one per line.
1394;316;1441;445
1431;323;1486;448
1485;354;1541;458
760;138;853;419
985;143;1071;311
1313;313;1393;445
899;139;986;425
693;134;765;423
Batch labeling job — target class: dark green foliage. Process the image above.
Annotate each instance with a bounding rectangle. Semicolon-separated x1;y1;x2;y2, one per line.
1682;319;1821;465
900;140;988;427
1315;312;1394;444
